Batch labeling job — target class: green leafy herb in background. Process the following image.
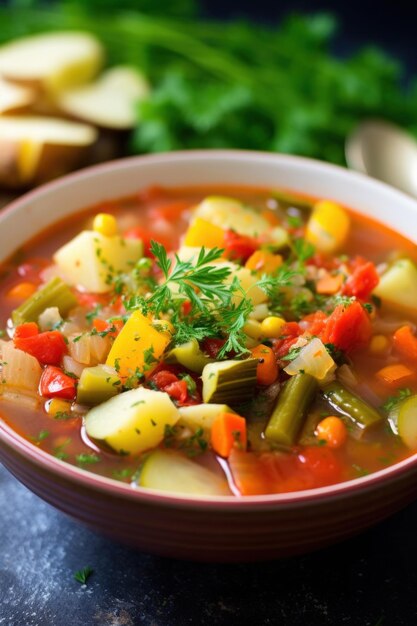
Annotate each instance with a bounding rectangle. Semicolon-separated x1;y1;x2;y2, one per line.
1;1;417;164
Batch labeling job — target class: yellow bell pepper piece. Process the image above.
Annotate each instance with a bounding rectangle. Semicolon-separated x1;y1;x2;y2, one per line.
184;217;225;248
106;311;170;380
306;200;350;253
245;250;283;274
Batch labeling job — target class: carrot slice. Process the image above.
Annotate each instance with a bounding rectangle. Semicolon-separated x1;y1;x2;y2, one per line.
393;325;417;362
376;363;414;387
316;273;344;295
245;250;283;274
211;412;247;458
7;282;37;300
250;344;278;385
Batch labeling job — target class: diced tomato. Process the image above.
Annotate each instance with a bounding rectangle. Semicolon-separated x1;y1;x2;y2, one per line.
272;322;302;359
151;370;179;389
223;230;259;262
307;253;340;271
201;338;227;359
301;311;327;336
76;292;108;309
297;446;342;487
320;301;372;353
164;380;188;404
149;200;191;222
124;227;171;257
40;366;77;400
14;330;67;365
181;299;192;316
342;261;379;300
14;322;39;339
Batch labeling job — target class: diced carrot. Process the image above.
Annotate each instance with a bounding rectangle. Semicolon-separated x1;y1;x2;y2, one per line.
14;322;39;339
245;250;283;274
7;282;37;300
228;449;270;495
250;344;278;385
393;325;417;362
211;412;247;458
316;273;344;295
261;209;280;227
93;318;124;338
183;217;225;248
315;416;347;448
376;363;414;387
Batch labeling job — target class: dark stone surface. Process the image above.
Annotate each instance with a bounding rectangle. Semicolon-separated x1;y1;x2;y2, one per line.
1;462;417;626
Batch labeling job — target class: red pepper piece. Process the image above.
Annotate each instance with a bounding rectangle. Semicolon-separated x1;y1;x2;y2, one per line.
223;230;259;263
14;322;39;339
40;366;76;400
15;330;67;365
343;261;379;300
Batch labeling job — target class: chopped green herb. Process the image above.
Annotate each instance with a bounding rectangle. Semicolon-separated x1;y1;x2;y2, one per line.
74;566;93;585
76;453;100;466
382;388;412;412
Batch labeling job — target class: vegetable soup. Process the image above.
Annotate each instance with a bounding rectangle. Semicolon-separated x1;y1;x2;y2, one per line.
1;185;417;497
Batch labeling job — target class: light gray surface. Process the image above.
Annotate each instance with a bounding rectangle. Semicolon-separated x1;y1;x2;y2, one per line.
1;462;417;626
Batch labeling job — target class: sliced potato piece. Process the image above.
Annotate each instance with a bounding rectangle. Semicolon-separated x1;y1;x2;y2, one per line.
373;258;417;316
0;32;104;95
0;77;36;114
85;387;180;455
194;196;269;237
140;449;228;496
0;115;97;187
53;230;142;293
57;66;150;130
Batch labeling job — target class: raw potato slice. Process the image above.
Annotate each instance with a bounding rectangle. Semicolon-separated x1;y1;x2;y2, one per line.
57;66;150;130
53;230;142;293
0;78;36;114
0;32;104;95
85;387;180;455
140;449;228;496
0;116;97;187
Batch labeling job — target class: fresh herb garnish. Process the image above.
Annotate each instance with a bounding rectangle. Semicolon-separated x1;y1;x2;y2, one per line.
382;388;412;412
74;566;93;585
75;453;100;466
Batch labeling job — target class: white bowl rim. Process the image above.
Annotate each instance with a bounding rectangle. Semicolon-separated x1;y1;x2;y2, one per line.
1;148;417;510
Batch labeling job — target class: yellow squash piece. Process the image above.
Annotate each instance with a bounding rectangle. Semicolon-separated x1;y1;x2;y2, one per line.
194;196;269;237
85;387;180;455
106;311;170;380
373;258;417;315
306;200;350;253
183;217;225;248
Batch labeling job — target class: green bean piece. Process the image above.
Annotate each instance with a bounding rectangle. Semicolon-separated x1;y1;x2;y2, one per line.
12;277;77;326
321;382;383;436
265;373;318;446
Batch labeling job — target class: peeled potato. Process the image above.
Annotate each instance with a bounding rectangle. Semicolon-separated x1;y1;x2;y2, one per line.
0;115;97;187
0;78;36;114
0;32;104;96
57;66;150;130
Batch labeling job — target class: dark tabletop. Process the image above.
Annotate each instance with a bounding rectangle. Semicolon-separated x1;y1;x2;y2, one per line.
1;461;417;626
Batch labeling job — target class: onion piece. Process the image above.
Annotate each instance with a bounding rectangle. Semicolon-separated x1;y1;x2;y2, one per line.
1;341;42;391
284;337;336;382
62;355;85;378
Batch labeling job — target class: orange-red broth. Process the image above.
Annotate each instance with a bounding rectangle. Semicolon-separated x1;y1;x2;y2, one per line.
0;185;416;496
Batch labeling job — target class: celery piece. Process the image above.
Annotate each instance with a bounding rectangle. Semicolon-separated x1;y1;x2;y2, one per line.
166;338;214;374
11;277;77;326
265;373;318;446
201;358;258;407
76;364;120;406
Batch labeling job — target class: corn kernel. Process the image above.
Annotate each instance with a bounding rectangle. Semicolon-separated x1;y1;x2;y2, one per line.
93;213;118;237
46;398;72;418
306;200;350;253
370;334;389;355
243;319;264;341
260;316;286;338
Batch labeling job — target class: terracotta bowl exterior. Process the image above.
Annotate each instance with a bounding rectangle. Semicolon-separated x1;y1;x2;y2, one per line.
1;151;417;562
